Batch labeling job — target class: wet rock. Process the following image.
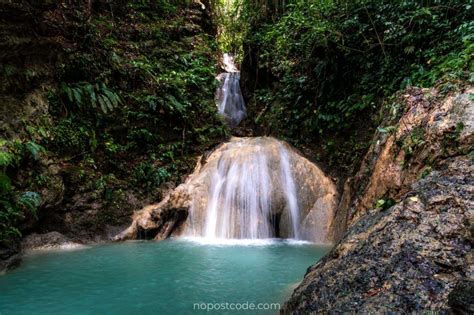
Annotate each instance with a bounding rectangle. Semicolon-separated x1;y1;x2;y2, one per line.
448;280;474;314
113;199;188;241
21;231;85;252
0;241;21;274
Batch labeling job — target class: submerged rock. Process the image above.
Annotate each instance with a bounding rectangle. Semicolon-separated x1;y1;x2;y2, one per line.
115;137;338;243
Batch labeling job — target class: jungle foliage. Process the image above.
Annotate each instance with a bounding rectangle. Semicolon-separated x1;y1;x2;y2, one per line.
0;0;227;243
223;0;473;170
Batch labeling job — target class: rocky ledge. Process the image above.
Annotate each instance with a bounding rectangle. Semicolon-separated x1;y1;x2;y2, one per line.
22;232;86;252
284;84;473;312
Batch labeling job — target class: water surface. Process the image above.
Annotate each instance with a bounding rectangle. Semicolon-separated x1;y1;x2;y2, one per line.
0;238;329;314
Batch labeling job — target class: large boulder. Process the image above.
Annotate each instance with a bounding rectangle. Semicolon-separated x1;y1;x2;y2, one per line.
283;156;473;313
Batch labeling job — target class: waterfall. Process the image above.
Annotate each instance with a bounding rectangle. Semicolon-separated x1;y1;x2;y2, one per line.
117;137;338;243
203;146;273;239
116;63;338;244
185;138;304;240
184;55;308;240
279;146;300;239
223;53;238;72
216;54;246;127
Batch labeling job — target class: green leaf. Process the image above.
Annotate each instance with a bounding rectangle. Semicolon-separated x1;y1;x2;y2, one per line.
102;89;120;107
62;83;73;103
102;94;114;112
98;95;108;114
25;141;45;160
72;88;82;106
90;89;97;108
0;172;12;192
0;151;14;167
377;126;397;134
17;191;41;214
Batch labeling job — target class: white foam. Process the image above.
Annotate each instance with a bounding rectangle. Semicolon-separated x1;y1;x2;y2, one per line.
177;236;315;246
23;243;89;255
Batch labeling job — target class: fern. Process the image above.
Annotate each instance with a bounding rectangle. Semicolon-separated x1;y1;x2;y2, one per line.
166;95;186;113
60;82;122;114
0;172;11;192
0;151;14;167
24;141;45;160
0;190;41;243
17;191;41;216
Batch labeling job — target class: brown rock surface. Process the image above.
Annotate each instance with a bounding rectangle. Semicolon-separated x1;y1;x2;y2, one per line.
284;85;473;313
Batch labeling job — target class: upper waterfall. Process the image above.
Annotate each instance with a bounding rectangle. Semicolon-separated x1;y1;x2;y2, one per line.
223;53;238;73
216;54;246;127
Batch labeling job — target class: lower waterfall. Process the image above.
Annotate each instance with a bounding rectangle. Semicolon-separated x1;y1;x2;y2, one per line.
182;137;338;242
115;137;338;243
198;141;300;239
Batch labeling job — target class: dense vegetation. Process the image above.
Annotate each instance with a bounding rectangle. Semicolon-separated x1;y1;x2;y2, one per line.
1;0;472;247
223;0;473;171
0;0;226;244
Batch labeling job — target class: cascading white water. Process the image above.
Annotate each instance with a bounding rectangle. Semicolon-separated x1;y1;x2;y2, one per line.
279;146;300;239
223;53;238;72
185;138;304;240
216;54;246;127
186;55;304;240
203;146;273;239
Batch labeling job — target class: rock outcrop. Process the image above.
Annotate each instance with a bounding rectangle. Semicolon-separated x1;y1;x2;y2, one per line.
22;231;85;252
113;196;189;241
0;241;21;275
284;85;473;312
448;280;474;314
332;86;473;241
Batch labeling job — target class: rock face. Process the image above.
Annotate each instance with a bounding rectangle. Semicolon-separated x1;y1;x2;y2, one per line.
115;137;338;242
332;86;473;241
448;280;474;314
113;197;188;241
284;85;473;312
